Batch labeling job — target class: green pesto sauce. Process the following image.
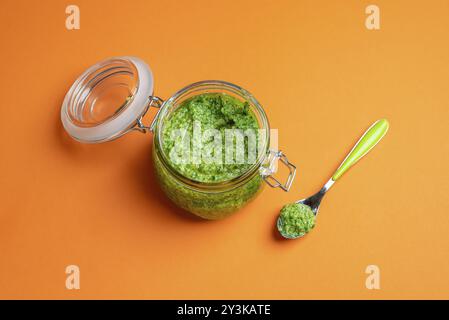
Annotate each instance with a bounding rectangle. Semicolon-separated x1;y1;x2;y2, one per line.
153;93;264;219
278;203;316;238
161;93;259;183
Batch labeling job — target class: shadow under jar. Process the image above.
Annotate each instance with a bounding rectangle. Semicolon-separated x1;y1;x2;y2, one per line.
61;56;297;220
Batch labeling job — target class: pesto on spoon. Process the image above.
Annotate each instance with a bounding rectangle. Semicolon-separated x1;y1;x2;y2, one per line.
278;203;316;239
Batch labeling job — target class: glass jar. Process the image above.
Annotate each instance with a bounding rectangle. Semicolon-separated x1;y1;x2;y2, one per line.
61;56;296;220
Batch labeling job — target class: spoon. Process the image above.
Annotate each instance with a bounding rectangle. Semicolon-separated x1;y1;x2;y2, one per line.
277;119;390;239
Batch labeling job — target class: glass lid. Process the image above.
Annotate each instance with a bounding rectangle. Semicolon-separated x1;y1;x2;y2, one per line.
61;56;153;143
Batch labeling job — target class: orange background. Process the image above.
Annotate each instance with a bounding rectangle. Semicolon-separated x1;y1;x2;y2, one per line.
0;0;448;299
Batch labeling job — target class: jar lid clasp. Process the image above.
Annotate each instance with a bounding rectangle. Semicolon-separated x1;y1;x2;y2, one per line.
260;150;297;191
131;95;164;134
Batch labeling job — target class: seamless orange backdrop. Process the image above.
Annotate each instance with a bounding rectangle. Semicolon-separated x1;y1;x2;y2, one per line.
0;0;448;299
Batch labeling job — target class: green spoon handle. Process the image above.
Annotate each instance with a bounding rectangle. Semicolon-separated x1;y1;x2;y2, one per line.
332;119;389;181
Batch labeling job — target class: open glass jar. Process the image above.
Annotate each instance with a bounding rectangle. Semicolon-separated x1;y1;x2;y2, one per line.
61;56;296;219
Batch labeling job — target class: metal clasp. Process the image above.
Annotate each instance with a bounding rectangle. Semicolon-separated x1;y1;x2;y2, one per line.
260;150;296;191
133;96;164;134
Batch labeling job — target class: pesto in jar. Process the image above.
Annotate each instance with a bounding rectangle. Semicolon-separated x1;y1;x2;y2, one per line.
161;93;259;182
153;93;264;219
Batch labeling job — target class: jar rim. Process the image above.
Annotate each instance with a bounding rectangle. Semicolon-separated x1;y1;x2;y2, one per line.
153;80;270;191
